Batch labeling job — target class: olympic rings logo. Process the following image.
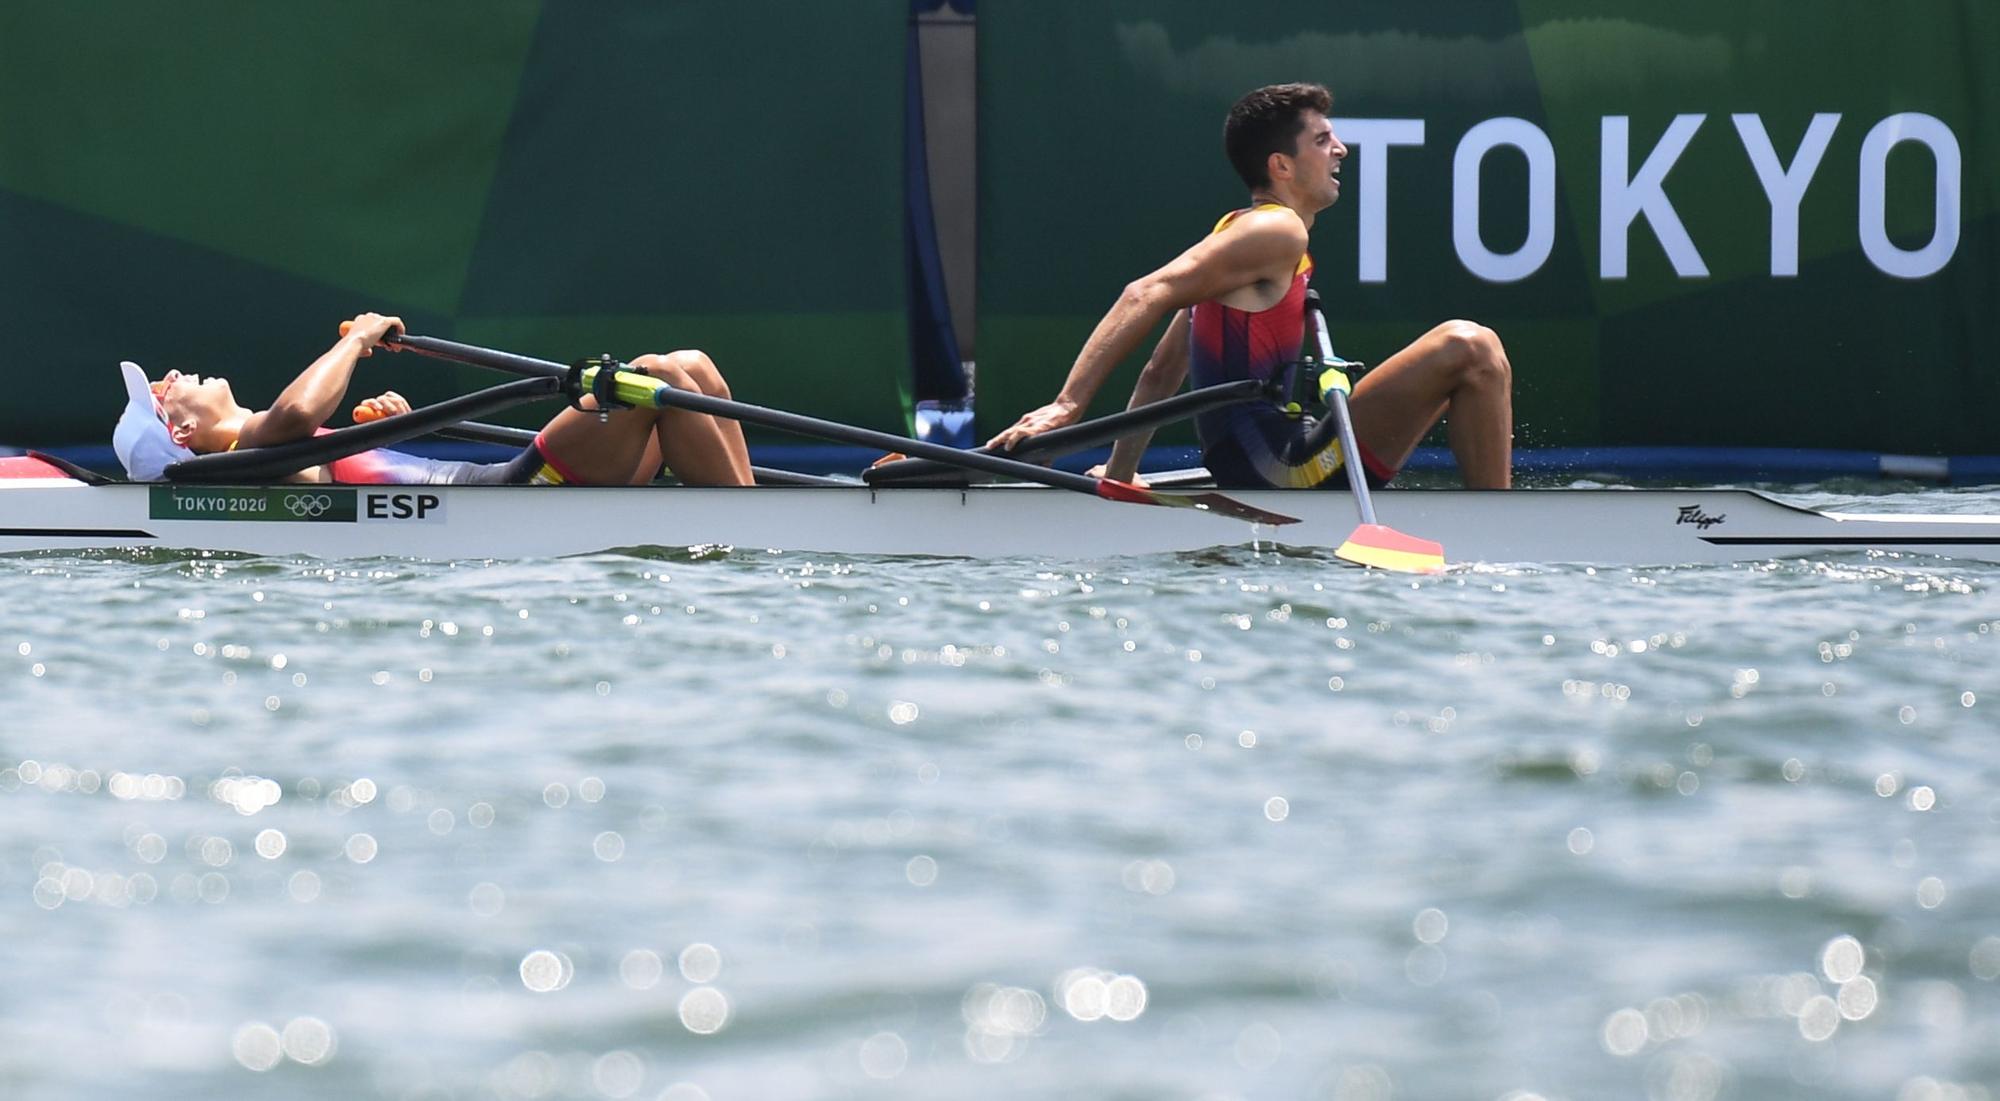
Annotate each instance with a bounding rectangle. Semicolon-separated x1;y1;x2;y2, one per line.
284;494;335;518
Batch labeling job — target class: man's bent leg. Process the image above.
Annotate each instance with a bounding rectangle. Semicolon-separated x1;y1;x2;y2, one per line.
534;397;664;486
656;351;752;484
533;351;753;486
1346;320;1512;489
628;351;753;487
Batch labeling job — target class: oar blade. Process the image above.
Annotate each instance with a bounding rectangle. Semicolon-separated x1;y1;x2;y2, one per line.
1182;491;1302;526
1095;479;1300;526
1336;523;1446;573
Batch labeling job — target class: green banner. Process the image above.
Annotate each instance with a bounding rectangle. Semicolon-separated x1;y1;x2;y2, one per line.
0;1;910;447
150;487;357;523
977;2;1998;454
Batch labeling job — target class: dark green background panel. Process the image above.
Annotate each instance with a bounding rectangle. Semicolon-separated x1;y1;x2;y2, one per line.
0;0;544;314
0;2;911;447
457;1;908;315
0;189;485;422
4;2;1993;456
976;1;1997;455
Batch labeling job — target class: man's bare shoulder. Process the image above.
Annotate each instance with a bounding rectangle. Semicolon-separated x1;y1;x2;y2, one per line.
1191;205;1308;297
1141;203;1309;310
1224;205;1310;251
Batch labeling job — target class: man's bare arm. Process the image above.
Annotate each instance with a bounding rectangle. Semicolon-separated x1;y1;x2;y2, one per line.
1097;310;1192;483
238;313;403;448
988;210;1306;451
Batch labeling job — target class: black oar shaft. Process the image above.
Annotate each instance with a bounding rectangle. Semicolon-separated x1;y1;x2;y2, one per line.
388;333;1104;495
865;378;1271;484
165;377;560;482
435;421;857;487
629;377;1103;493
436;422;536;448
393;333;570;380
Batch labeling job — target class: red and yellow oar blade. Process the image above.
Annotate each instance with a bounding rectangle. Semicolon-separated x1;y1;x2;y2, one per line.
1336;523;1446;573
1096;479;1300;526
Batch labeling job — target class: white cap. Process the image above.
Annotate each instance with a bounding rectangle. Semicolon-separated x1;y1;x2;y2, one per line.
111;361;195;481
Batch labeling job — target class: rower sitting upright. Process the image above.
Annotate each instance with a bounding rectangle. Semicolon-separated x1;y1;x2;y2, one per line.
112;312;753;487
989;82;1513;490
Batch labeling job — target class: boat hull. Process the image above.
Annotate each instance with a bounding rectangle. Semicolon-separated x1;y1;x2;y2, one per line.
3;481;1999;565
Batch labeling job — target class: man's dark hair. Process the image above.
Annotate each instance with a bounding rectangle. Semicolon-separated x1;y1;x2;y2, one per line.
1224;83;1333;190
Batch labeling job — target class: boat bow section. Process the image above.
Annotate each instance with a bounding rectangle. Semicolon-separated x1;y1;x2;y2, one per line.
0;454;93;488
0;455;159;542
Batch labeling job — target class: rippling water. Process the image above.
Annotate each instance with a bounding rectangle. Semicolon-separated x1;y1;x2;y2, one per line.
4;486;1999;1101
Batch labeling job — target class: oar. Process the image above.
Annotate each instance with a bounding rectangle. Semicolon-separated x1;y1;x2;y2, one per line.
433;420;860;486
378;332;1300;527
165;376;561;482
863;378;1273;484
1305;291;1445;573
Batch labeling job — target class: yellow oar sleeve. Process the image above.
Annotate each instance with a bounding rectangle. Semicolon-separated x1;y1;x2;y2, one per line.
1317;366;1352;398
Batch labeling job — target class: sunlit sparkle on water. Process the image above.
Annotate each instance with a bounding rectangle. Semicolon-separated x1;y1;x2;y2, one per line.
4;496;2000;1098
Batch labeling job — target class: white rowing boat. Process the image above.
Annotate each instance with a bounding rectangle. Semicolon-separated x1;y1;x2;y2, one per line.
4;459;1997;564
41;333;2000;567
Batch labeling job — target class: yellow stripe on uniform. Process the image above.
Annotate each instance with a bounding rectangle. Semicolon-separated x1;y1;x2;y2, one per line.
1286;440;1345;488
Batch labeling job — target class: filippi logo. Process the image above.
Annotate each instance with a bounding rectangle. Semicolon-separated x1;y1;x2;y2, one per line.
1676;505;1726;530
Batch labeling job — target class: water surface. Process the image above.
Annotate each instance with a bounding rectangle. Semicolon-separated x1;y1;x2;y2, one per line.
3;485;1998;1100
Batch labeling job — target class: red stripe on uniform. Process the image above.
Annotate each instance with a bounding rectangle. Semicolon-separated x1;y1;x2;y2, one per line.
1357;440;1399;485
531;433;588;486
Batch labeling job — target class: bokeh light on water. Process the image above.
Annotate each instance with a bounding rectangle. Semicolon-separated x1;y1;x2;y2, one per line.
4;515;2000;1097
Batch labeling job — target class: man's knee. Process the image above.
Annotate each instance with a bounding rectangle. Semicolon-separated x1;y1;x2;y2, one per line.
626;353;692;390
640;349;729;397
1435;320;1509;383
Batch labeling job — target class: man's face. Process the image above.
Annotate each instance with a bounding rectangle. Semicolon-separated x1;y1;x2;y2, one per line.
1285;110;1346;210
156;369;235;443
